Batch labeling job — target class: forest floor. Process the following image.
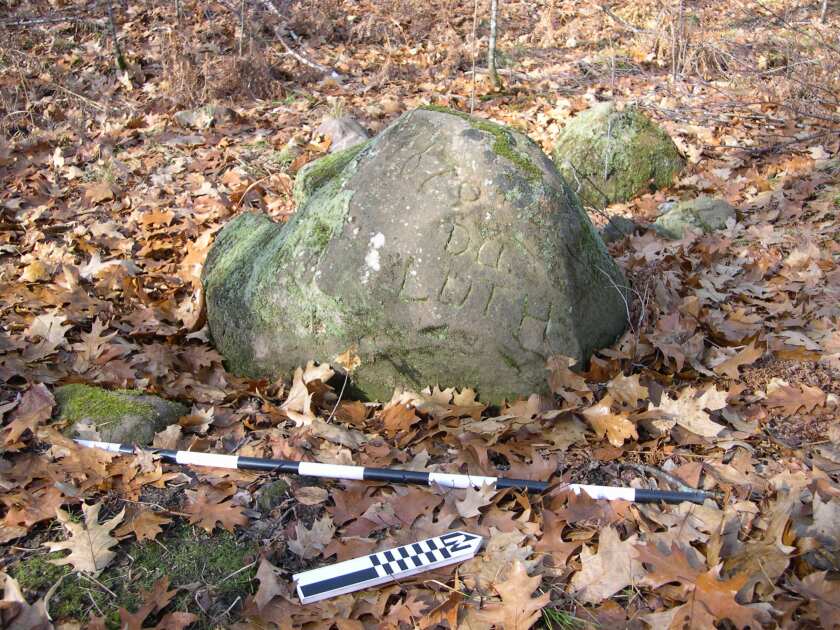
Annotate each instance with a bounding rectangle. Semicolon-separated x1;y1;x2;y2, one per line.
1;0;839;628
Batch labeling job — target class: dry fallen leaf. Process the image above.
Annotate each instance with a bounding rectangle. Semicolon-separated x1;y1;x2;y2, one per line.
2;383;54;448
0;573;52;630
294;486;329;506
647;386;728;437
570;526;644;604
606;372;649;407
581;395;638;447
45;502;125;575
289;514;336;560
115;509;172;542
472;560;549;629
712;340;764;379
254;558;287;611
455;483;496;518
184;486;248;533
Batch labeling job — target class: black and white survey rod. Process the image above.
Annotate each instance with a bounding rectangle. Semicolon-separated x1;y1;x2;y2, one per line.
73;440;710;503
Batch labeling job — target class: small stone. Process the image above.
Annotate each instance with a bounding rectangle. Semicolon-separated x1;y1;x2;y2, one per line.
55;384;187;445
600;216;639;244
552;102;684;208
174;105;240;130
653;196;737;239
316;116;370;153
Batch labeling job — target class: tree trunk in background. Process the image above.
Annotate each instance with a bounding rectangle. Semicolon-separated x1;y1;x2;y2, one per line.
107;0;127;71
820;0;828;23
488;0;501;90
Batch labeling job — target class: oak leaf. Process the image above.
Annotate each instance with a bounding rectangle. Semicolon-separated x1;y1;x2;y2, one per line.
647;386;727;438
571;526;644;603
23;312;71;360
460;528;537;591
45;502;125;575
84;181;118;205
711;340;764;378
606;372;649;407
581;395;637;447
3;384;54;448
254;558;286;610
117;576;178;630
790;571;840;629
281;367;316;426
115;509;172;542
381;403;421;438
294;486;329;506
455;483;496;518
0;573;52;630
472;560;549;629
765;380;825;416
289;514;335;559
635;542;773;628
184;486;248;533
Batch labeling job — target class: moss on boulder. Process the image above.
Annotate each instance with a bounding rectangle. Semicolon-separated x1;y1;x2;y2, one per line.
653;196;737;239
10;524;257;628
55;384;187;445
203;107;628;403
552;102;684;207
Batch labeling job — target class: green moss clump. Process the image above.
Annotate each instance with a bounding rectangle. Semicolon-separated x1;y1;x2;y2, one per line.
54;384;187;444
11;524;257;629
55;384;157;424
293;140;370;208
422;105;543;183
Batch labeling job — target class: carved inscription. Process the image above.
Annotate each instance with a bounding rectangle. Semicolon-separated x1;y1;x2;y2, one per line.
398;218;560;353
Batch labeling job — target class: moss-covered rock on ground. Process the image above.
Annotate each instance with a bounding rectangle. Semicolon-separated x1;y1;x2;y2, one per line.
10;523;257;629
55;383;187;445
653;196;737;239
552;101;685;208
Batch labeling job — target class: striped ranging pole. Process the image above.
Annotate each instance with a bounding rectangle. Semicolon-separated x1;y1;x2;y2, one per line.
73;440;710;504
294;531;482;604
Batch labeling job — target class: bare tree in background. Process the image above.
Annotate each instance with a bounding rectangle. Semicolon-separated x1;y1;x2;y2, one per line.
107;0;127;71
488;0;501;89
820;0;828;23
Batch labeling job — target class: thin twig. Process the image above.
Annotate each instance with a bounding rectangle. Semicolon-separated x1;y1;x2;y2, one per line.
469;0;479;113
325;371;349;424
79;572;117;598
256;0;343;80
218;559;257;584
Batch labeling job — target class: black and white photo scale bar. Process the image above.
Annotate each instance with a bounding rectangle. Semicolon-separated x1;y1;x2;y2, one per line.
74;440;710;504
293;531;483;604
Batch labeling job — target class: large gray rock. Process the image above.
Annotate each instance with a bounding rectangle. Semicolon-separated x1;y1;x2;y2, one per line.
202;107;628;402
552;102;684;208
653;196;737;239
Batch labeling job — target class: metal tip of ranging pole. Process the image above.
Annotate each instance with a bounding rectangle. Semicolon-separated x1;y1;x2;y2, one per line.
73;440;713;505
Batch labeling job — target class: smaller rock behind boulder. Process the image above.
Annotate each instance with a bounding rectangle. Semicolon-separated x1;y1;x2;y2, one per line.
316;116;370;153
552;102;684;208
55;384;187;445
653;196;737;239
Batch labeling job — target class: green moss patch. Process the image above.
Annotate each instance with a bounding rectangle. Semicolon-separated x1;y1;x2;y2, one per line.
293;140;369;208
55;384;187;444
10;524;257;629
422;105;543;183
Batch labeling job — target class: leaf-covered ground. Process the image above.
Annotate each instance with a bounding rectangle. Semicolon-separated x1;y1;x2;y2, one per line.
1;0;839;628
